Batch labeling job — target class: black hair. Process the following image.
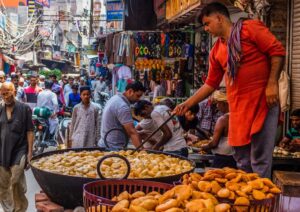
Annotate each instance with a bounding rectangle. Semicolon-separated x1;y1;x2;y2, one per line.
11;74;18;79
189;104;200;114
291;109;300;117
160;98;176;110
199;2;230;23
71;84;79;90
45;80;54;89
134;100;152;116
50;74;57;79
125;81;146;92
80;86;91;94
178;115;198;131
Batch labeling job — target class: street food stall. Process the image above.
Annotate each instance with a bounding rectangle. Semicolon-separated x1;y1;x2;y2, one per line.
30;148;195;208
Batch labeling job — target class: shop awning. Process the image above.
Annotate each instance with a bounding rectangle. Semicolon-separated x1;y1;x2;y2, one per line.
167;1;242;24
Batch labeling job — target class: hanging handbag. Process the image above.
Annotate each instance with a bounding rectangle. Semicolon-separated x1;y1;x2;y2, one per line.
278;70;290;112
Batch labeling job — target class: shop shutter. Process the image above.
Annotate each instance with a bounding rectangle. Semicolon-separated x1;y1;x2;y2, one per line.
291;0;300;110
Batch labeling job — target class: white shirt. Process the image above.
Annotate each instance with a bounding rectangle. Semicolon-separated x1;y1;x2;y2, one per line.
137;118;163;149
151;105;187;151
63;84;73;106
37;89;59;113
211;136;235;156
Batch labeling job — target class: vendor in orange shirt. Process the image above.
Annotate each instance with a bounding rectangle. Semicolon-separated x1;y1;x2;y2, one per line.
174;2;285;178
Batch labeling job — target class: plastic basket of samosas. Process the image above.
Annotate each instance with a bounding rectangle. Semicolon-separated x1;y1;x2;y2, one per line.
83;179;174;212
181;168;281;212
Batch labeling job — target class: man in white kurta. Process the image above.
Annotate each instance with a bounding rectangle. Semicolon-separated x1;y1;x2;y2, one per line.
70;86;100;148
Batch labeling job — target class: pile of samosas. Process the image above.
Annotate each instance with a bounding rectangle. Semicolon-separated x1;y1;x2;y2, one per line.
109;168;281;212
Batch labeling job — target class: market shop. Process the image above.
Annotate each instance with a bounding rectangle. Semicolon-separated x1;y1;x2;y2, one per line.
28;1;300;211
102;30;194;104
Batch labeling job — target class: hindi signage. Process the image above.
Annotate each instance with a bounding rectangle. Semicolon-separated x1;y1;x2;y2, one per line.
106;1;124;21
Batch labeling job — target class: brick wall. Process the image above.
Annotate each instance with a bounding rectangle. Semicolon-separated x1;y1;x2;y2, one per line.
268;0;288;47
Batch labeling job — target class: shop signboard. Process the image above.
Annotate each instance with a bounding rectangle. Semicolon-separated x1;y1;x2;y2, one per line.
35;0;50;8
9;13;18;37
18;6;28;25
106;0;124;21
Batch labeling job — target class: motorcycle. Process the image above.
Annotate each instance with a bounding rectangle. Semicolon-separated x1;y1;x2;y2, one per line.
56;106;73;147
95;91;110;110
32;115;57;155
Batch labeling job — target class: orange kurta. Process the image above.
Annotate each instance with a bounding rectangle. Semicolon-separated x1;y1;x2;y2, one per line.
205;20;285;147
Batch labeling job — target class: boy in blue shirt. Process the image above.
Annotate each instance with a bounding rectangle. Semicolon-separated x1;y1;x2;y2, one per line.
68;84;81;108
280;109;300;151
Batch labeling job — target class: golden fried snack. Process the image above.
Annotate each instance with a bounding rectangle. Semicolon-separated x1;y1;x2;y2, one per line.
211;181;222;194
158;189;175;204
117;191;131;201
155;199;179;212
190;181;199;190
234;197;250;206
131;196;155;206
241;174;251;182
225;172;237;180
147;191;161;196
209;169;226;176
185;199;206;212
112;199;130;212
266;193;275;199
235;190;248;198
240;185;252;194
131;191;145;199
164;208;184;212
230;173;242;183
233;206;248;212
173;185;192;202
201;199;215;210
217;188;231;198
215;203;231;212
225;181;240;191
198;181;212;192
252;189;266;200
32;150;194;179
269;187;281;194
246;173;259;180
200;192;219;205
228;191;236;200
128;204;147;212
261;186;270;193
247;179;264;190
138;199;158;210
202;173;222;181
261;178;276;188
191;191;203;199
215;178;228;184
190;173;202;181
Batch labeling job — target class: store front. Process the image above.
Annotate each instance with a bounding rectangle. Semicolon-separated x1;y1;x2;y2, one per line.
289;0;300;111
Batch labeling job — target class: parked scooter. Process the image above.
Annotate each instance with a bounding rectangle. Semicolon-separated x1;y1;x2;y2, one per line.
32;115;57;155
56;106;73;147
32;107;58;155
